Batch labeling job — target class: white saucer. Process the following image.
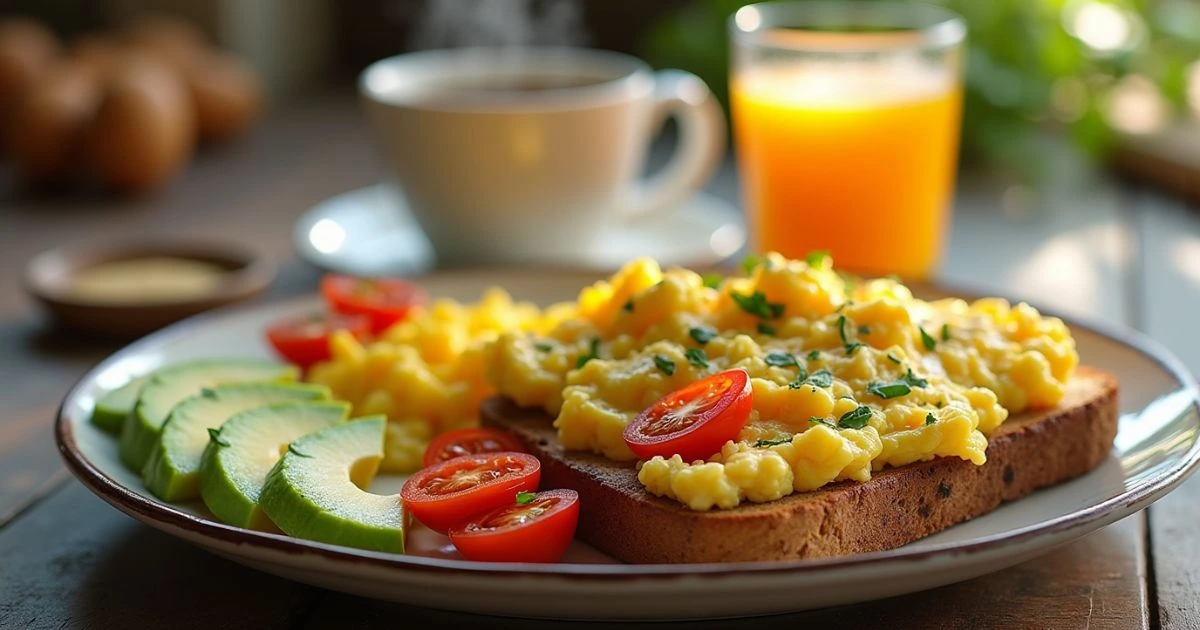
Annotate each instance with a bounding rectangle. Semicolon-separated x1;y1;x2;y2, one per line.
293;183;746;275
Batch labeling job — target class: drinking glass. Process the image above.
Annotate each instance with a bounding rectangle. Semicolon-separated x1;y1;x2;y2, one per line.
730;1;966;278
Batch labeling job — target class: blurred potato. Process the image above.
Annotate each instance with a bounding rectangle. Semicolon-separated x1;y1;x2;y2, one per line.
68;34;124;79
0;17;60;137
122;14;208;70
6;60;102;181
185;51;262;143
85;52;195;193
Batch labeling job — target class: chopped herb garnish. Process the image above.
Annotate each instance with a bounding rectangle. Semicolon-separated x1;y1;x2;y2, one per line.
757;323;776;336
206;428;230;447
732;291;785;319
622;299;634;313
837;315;849;344
740;253;763;275
901;368;929;388
838;406;873;429
806;369;833;388
684;347;709;369
919;326;937;350
926;413;938;426
844;342;865;356
764;351;798;368
702;273;723;289
515;491;536;505
754;436;793;448
575;338;600;369
200;388;218;400
287;444;312;458
858;325;871;335
807;350;821;361
689;326;716;345
941;323;951;341
805;250;830;268
809;417;837;429
534;342;554;353
866;380;912;399
936;401;944;408
886;353;902;364
787;366;811;388
653;355;676;376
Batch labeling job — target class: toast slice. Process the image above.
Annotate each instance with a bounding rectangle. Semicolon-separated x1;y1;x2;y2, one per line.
481;366;1118;564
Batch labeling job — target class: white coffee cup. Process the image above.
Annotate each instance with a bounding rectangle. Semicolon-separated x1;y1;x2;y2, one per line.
359;47;725;267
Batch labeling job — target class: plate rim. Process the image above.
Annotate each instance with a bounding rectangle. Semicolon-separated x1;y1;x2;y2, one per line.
55;271;1200;580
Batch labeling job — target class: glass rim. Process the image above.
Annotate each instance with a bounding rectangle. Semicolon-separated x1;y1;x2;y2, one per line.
730;1;967;53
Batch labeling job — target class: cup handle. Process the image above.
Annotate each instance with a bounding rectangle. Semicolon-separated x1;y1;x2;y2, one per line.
623;69;726;218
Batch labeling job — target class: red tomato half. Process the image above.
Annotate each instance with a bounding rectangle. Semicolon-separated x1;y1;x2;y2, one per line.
321;274;427;333
401;452;540;534
264;312;371;369
423;427;527;469
449;489;579;563
623;368;753;462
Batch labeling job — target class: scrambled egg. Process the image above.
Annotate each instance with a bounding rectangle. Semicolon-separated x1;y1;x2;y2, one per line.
307;288;571;471
484;252;1078;511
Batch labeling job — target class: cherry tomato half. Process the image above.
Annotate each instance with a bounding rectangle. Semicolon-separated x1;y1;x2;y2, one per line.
264;312;372;369
401;452;540;534
422;427;527;469
321;274;428;334
623;368;753;462
448;489;579;563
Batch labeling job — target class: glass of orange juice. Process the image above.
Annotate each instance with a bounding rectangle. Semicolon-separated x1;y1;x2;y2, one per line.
730;1;966;278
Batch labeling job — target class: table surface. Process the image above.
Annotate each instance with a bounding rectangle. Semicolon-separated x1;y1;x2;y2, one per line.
1;94;1198;629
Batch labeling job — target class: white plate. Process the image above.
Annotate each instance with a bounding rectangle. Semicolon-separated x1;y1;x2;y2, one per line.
292;184;747;276
56;270;1200;620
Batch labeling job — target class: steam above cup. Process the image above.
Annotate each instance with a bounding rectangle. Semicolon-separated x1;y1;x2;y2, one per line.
359;47;725;267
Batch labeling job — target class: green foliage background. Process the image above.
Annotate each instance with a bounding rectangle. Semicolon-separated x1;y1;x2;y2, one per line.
641;0;1200;169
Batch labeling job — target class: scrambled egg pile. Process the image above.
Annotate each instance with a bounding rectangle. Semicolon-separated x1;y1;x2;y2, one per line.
307;288;570;471
485;252;1078;511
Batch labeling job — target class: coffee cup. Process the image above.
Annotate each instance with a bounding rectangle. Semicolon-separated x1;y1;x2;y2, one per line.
359;46;725;267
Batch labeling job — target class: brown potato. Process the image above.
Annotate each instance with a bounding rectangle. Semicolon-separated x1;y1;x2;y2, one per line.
85;52;194;193
6;61;102;180
0;17;60;133
186;51;262;143
68;34;124;79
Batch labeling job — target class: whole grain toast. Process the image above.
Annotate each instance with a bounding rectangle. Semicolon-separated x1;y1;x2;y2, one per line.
481;366;1118;564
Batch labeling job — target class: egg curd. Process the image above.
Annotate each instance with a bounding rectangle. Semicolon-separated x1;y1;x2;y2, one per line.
484;252;1078;511
307;288;572;472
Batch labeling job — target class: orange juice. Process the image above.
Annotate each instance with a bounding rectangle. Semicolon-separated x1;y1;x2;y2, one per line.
732;62;962;278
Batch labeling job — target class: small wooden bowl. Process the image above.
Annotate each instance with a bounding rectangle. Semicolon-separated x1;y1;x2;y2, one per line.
24;241;275;339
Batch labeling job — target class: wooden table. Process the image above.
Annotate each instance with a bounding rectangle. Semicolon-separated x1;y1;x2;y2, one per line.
1;95;1197;629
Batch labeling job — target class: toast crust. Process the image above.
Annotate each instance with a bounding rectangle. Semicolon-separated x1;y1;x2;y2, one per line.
481;366;1119;564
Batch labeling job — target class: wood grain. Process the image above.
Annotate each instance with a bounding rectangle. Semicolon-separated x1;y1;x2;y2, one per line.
0;405;69;528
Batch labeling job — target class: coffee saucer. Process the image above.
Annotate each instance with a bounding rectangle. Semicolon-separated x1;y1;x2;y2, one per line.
292;183;747;276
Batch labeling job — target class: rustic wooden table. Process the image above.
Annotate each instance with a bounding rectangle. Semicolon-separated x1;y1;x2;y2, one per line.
1;95;1197;629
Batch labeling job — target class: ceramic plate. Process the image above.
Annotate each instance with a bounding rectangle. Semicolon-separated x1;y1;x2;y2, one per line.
56;270;1200;620
292;184;746;276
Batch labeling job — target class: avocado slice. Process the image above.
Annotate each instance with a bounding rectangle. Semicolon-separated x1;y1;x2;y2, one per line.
118;359;298;472
199;401;350;530
142;382;332;501
90;375;149;435
260;416;404;553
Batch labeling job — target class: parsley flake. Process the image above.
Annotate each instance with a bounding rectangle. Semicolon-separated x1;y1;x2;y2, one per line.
702;273;723;289
206;428;230;448
919;326;937;350
806;369;833;388
901;368;929;388
941;323;951;341
844;342;865;356
926;413;938;426
740;254;763;275
764;351;798;368
757;323;776;336
837;315;849;345
575;338;600;369
534;342;554;353
653;355;676;376
689;326;717;345
622;299;634;313
684;348;709;369
809;417;837;430
732;291;785;319
805;250;830;268
838;406;873;429
786;365;810;389
806;350;821;361
858;325;871;335
515;491;536;505
886;353;902;364
866;381;912;399
754;436;793;448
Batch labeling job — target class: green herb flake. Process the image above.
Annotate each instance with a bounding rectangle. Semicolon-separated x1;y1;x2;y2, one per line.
936;401;945;409
534;342;554;353
926;413;938;426
684;347;709;369
886;353;902;364
575;338;600;369
806;350;821;361
287;444;313;458
754;436;793;448
740;254;763;276
941;323;951;341
786;366;810;389
805;250;830;268
515;491;536;505
731;291;785;319
808;417;837;430
858;325;871;335
757;323;776;336
838;406;873;430
200;388;218;400
689;326;717;345
622;299;634;313
702;273;723;290
764;351;798;368
866;381;912;399
653;355;676;376
837;315;849;345
919;326;937;351
206;428;230;448
901;368;929;388
806;369;833;388
844;342;865;356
